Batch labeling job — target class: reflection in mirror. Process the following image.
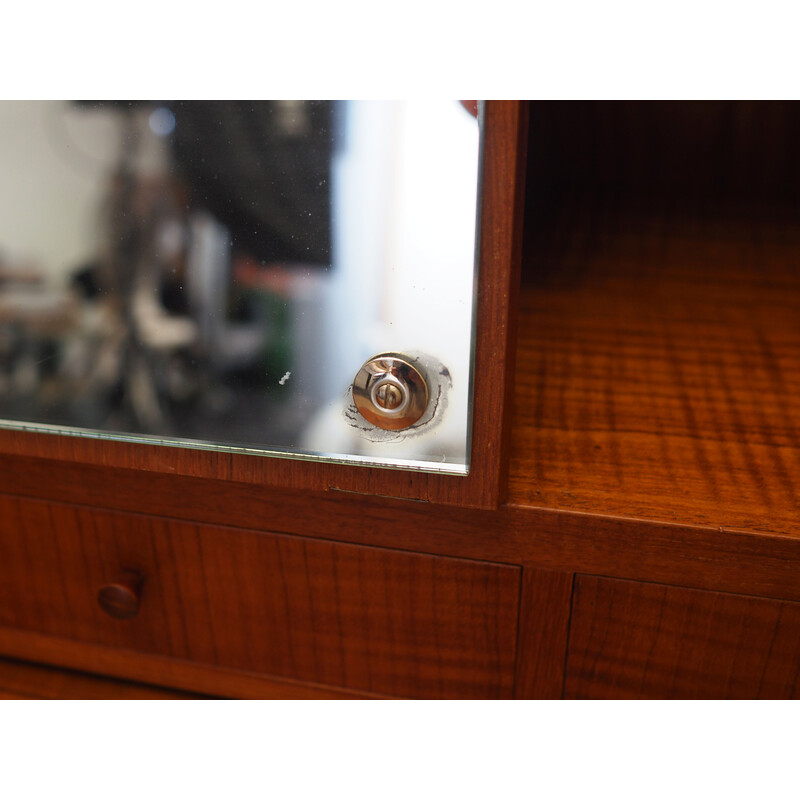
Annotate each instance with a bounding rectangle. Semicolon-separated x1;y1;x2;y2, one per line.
0;101;480;473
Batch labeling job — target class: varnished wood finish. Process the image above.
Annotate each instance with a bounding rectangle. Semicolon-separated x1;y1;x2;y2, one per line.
566;576;800;699
0;655;206;699
0;101;527;511
6;454;800;606
510;206;800;534
513;568;573;699
3;102;800;700
0;495;520;699
0;627;389;699
511;101;800;534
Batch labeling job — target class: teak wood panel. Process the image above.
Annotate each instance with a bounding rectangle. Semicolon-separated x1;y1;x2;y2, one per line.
510;205;800;536
0;655;205;699
0;100;528;511
566;575;800;699
0;495;520;699
5;456;800;608
511;101;800;535
513;568;573;699
0;627;392;699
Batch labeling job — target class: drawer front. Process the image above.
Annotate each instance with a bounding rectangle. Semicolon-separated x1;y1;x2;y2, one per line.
566;576;800;699
0;495;519;698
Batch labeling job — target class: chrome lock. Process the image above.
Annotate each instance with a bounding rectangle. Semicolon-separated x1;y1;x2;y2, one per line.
352;353;429;431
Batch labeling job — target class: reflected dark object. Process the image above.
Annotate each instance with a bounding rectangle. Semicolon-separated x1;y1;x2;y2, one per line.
170;101;335;266
73;100;336;266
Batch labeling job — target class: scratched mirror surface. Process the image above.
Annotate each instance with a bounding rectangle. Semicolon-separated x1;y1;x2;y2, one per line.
0;101;480;473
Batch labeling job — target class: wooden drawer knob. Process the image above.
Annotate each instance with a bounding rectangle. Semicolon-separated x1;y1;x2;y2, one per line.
98;571;144;620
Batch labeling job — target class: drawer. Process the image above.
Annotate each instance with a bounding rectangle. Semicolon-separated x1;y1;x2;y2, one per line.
566;576;800;699
0;495;519;698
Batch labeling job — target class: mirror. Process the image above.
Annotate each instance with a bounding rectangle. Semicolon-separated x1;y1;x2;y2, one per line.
0;101;480;474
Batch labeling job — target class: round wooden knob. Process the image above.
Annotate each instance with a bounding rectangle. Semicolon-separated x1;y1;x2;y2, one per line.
97;571;144;620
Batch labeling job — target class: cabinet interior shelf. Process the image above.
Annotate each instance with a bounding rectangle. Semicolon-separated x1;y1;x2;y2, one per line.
509;101;800;536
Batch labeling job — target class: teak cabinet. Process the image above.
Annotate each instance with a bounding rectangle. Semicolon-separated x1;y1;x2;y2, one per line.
2;100;800;699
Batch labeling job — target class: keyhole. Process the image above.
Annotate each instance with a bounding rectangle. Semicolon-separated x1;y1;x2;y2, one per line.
375;382;404;410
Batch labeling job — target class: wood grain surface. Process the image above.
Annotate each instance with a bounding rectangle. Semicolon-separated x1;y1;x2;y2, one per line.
0;655;206;699
510;204;800;534
513;568;573;699
3;102;800;699
0;627;391;699
566;575;800;699
0;495;520;699
510;101;800;534
3;456;800;606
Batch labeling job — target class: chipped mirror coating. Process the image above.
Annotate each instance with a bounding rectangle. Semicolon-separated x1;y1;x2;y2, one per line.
0;101;480;473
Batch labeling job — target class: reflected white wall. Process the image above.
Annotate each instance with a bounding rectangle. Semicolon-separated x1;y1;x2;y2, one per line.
0;101;168;286
310;101;479;464
0;102;112;285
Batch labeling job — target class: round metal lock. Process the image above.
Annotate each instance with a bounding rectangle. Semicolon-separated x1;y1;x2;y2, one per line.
352;353;429;430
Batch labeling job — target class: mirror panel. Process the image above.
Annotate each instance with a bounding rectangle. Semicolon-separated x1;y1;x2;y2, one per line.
0;101;480;473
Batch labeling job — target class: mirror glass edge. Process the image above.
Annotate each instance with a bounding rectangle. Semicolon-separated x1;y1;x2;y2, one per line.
0;417;470;476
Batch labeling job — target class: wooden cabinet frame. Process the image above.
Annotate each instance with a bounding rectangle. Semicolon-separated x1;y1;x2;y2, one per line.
3;101;800;699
